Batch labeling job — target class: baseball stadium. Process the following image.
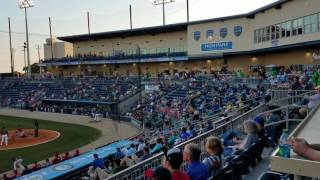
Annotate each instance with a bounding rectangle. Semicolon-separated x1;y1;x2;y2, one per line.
1;0;320;179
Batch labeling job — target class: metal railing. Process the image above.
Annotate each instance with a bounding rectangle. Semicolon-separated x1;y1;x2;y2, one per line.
269;90;315;107
270;90;314;104
106;104;268;180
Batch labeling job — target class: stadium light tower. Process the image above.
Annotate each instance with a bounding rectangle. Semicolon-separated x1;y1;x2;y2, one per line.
152;0;175;25
18;0;34;78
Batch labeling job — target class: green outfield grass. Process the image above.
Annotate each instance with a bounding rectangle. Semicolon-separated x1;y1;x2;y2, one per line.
0;115;101;173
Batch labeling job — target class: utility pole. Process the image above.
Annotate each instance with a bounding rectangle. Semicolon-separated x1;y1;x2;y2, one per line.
18;0;34;78
129;5;133;30
49;17;54;60
36;45;40;62
36;45;42;75
87;11;91;34
186;0;189;22
12;48;16;74
23;43;27;74
152;0;175;26
8;17;14;74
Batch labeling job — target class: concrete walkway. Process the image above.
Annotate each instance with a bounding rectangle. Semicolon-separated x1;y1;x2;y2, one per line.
0;108;140;153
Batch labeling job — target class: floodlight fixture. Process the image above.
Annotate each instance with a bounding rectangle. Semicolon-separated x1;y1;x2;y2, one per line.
18;0;34;9
18;0;34;77
152;0;175;25
152;0;175;5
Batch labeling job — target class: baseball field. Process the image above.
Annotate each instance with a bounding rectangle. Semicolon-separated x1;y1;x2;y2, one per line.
0;115;101;173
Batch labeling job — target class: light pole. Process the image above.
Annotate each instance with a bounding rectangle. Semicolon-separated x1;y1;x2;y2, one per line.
18;0;34;78
23;43;27;74
36;45;42;75
8;17;14;74
152;0;175;26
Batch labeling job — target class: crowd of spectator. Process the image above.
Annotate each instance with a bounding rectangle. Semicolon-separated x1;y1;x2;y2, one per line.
2;66;320;180
129;75;265;133
80;115;277;180
2;150;80;180
0;77;139;116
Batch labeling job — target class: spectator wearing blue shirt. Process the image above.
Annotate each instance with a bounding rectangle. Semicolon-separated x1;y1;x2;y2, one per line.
212;103;220;113
180;127;190;141
114;148;125;160
126;144;136;157
187;124;197;138
204;121;213;132
92;154;105;170
183;143;209;180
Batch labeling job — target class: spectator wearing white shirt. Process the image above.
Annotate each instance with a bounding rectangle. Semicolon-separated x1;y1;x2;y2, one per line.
13;157;25;171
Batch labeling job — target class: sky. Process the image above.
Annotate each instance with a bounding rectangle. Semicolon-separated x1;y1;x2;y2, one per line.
0;0;278;73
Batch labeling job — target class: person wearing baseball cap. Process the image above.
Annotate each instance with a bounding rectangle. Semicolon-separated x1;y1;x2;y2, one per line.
163;148;190;180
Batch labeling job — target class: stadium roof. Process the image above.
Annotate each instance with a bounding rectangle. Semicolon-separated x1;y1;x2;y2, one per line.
58;0;288;43
58;22;188;43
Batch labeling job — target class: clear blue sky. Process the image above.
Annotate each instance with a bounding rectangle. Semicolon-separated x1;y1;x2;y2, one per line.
0;0;278;73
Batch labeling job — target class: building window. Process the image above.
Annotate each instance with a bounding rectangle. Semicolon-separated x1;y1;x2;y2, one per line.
292;18;303;36
276;24;280;39
140;49;145;55
298;18;303;35
318;13;320;32
254;30;258;43
148;48;155;54
292;19;298;35
285;21;292;37
156;48;161;54
194;31;201;41
261;28;266;42
281;23;286;38
271;25;276;40
206;29;214;39
304;14;318;34
258;28;262;43
265;26;270;41
311;14;318;32
254;12;320;44
220;28;228;38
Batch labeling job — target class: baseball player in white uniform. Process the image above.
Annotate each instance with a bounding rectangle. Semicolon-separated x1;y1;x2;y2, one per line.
1;126;9;146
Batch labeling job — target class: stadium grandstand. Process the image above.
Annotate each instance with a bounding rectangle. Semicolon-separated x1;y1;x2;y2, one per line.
1;0;320;180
